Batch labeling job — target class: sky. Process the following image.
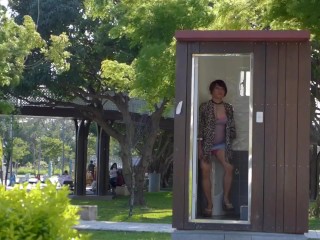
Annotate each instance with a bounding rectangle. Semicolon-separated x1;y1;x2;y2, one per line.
0;0;8;7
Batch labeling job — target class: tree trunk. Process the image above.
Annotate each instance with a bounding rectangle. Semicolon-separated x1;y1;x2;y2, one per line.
119;144;132;192
133;165;147;205
73;95;167;206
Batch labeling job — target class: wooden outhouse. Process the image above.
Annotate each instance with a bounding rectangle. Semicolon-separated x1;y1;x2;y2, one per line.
172;30;310;235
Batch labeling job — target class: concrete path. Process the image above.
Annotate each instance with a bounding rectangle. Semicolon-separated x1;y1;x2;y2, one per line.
306;230;320;239
75;220;174;233
75;221;320;239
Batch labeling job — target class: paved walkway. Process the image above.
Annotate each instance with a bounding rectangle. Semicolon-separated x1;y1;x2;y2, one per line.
75;221;320;239
75;220;174;233
306;230;320;239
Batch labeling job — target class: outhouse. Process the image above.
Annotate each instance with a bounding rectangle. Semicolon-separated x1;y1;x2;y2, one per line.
172;30;310;237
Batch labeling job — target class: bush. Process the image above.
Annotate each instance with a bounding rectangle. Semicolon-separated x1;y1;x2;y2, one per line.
17;166;61;175
0;183;87;240
309;195;320;218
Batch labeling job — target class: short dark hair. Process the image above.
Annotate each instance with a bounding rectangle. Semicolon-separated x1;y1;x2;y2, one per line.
209;79;227;96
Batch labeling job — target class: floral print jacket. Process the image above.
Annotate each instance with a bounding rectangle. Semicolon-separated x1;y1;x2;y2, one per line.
198;100;236;160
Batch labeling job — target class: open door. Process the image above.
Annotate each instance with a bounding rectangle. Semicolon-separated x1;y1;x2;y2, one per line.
186;43;265;230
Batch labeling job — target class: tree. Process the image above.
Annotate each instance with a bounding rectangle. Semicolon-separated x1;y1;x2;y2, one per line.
87;133;97;162
0;5;71;114
12;137;30;171
147;130;173;188
3;117;76;175
210;0;320;198
4;0;216;205
83;0;215;205
0;115;18;184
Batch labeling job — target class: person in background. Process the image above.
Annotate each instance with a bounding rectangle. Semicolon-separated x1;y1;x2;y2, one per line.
58;170;72;186
87;160;95;179
116;169;125;186
109;163;118;195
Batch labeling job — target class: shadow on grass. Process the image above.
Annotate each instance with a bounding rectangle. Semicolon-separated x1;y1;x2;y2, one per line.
71;191;172;224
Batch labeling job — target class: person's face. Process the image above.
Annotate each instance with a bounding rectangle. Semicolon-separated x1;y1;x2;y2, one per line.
211;85;226;99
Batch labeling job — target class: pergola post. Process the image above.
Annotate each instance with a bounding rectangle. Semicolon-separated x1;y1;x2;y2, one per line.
96;125;110;196
74;119;91;195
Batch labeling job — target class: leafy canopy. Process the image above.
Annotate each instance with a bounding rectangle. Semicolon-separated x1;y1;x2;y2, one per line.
85;0;215;105
0;6;71;114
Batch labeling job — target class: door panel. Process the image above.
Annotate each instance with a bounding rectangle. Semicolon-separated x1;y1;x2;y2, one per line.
185;43;265;230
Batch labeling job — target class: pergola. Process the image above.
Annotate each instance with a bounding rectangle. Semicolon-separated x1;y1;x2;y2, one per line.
6;99;173;196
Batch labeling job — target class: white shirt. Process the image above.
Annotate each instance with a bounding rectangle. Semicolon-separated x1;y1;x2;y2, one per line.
110;168;117;178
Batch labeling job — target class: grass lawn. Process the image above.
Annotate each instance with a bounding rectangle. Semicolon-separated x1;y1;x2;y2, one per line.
80;230;171;240
309;217;320;230
72;191;320;240
71;191;172;224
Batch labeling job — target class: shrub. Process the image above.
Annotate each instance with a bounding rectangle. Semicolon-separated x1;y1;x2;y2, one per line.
309;195;320;218
0;183;87;240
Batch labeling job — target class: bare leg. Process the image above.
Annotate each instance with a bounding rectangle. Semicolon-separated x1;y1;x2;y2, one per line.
200;157;213;211
215;150;234;205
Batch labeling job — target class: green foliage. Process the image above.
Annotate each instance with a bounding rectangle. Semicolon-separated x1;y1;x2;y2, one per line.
17;165;62;175
8;0;82;40
110;137;120;157
100;59;134;92
310;196;320;218
88;0;214;46
41;136;73;164
0;138;2;166
12;137;30;162
87;133;97;160
131;42;175;105
211;0;270;30
266;0;320;38
42;33;71;74
0;101;14;114
309;217;320;230
85;0;216;106
0;183;87;240
41;136;64;160
0;14;45;87
210;0;320;38
1;117;76;167
0;7;71;114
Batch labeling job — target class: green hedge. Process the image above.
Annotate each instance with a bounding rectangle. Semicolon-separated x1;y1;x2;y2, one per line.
17;167;62;175
0;183;87;240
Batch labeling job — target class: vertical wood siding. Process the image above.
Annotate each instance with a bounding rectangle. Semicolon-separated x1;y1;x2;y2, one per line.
276;43;287;233
263;41;310;233
296;42;311;233
251;42;266;232
263;42;279;232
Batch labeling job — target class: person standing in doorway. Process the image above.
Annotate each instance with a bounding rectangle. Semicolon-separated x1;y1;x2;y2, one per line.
198;79;236;217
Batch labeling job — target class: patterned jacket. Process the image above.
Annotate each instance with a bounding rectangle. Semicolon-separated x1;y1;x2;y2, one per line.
198;100;236;160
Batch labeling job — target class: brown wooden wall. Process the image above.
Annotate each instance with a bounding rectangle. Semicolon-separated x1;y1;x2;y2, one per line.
173;34;310;234
263;41;310;234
